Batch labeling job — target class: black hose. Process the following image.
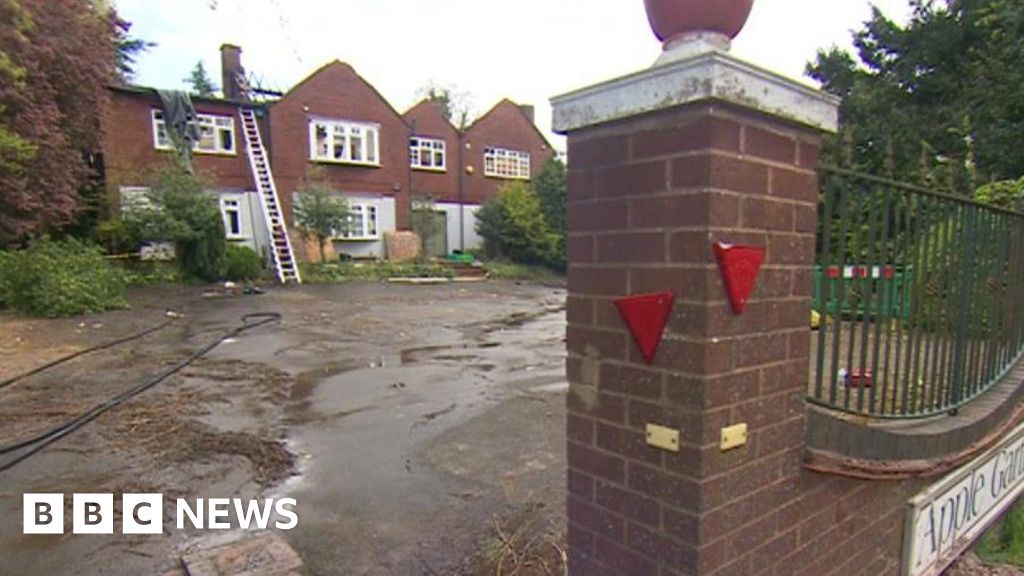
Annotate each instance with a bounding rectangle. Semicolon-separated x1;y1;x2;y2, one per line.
0;317;178;391
0;312;282;474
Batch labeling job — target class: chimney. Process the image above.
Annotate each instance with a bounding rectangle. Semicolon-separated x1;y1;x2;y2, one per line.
220;44;246;100
518;104;535;124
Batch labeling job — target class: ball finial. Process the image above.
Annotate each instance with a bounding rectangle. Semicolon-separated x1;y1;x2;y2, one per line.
644;0;754;52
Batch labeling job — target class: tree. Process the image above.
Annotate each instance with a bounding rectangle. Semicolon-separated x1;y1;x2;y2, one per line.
0;0;115;246
293;175;350;263
114;17;153;83
534;157;567;236
185;60;217;97
533;156;567;268
416;81;475;130
476;182;560;268
124;160;226;281
807;0;1024;194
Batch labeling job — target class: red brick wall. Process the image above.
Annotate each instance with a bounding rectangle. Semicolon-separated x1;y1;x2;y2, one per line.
404;100;462;204
268;62;411;228
103;89;254;202
462;99;555;205
565;101;923;576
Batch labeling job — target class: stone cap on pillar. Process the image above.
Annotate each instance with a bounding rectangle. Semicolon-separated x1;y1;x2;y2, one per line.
551;50;840;135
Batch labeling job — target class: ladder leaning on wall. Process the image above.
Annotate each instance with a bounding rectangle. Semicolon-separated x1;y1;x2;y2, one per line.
239;107;301;284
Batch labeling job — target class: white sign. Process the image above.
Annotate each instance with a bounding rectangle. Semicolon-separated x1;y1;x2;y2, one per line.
903;422;1024;576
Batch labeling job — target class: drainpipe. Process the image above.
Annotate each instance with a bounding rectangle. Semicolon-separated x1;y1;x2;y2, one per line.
458;131;467;253
407;120;415;231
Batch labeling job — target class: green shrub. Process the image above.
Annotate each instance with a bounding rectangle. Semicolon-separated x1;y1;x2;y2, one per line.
476;182;562;269
222;244;265;281
124;163;226;281
975;177;1024;211
92;218;139;255
0;237;128;317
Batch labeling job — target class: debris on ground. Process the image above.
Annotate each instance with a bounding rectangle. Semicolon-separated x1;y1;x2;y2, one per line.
946;553;1024;575
180;533;303;576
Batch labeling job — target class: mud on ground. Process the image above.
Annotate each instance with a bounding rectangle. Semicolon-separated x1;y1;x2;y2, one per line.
0;281;568;576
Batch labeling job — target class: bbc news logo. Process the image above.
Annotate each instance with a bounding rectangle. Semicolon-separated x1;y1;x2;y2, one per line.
23;494;298;534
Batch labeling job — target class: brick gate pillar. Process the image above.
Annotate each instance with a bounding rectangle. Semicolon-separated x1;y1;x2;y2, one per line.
552;49;840;575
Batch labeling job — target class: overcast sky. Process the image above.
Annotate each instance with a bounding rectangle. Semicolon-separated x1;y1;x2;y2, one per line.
114;0;914;149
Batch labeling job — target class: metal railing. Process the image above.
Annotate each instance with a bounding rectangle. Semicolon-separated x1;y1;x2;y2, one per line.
808;166;1024;418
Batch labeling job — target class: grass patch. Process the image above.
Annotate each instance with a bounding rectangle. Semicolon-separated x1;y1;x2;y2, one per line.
300;261;455;283
976;499;1024;566
484;261;565;284
117;260;184;286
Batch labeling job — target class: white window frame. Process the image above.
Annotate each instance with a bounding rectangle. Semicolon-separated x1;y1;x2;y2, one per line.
119;186;153;215
151;109;236;155
219;194;247;240
483;147;531;180
309;118;381;166
410;136;446;171
336;202;380;241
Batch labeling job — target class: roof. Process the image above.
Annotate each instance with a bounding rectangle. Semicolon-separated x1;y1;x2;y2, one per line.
403;99;459;134
107;83;255;108
277;60;409;127
466;98;553;150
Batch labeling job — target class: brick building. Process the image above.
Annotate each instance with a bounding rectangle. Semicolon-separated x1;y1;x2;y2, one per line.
100;44;555;261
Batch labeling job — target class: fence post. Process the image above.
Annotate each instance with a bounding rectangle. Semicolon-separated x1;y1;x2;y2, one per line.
553;48;840;574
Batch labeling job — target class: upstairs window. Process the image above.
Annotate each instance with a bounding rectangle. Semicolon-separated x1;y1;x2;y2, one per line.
337;202;379;240
151;110;235;155
310;119;380;166
410;137;446;171
483;147;530;179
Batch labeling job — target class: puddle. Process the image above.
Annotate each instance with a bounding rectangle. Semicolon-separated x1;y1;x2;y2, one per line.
529;382;569;394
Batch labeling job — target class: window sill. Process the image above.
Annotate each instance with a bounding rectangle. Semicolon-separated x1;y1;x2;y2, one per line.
156;147;238;157
334;236;380;242
483;173;530;181
311;158;382;168
412;166;447;173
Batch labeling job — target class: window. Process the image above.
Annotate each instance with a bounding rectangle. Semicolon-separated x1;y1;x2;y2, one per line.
120;186;153;214
410;137;446;171
483;147;530;179
220;195;245;239
151;110;235;155
309;119;380;165
338;202;379;240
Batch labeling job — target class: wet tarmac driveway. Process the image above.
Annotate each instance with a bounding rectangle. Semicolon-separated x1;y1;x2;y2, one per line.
0;281;568;575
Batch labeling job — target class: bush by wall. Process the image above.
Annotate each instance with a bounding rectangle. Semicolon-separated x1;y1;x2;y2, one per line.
0;237;128;317
222;244;266;281
476;182;563;270
124;163;227;282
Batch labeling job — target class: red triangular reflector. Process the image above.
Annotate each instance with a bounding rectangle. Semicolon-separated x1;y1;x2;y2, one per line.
713;242;765;315
615;292;675;364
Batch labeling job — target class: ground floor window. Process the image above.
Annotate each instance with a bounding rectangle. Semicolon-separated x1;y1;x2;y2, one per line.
219;195;246;239
119;186;153;214
338;202;379;240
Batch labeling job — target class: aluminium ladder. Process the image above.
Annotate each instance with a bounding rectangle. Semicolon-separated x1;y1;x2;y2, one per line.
239;107;301;284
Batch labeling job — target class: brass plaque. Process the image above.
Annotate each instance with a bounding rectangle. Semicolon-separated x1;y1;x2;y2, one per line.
720;423;748;451
645;423;680;453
